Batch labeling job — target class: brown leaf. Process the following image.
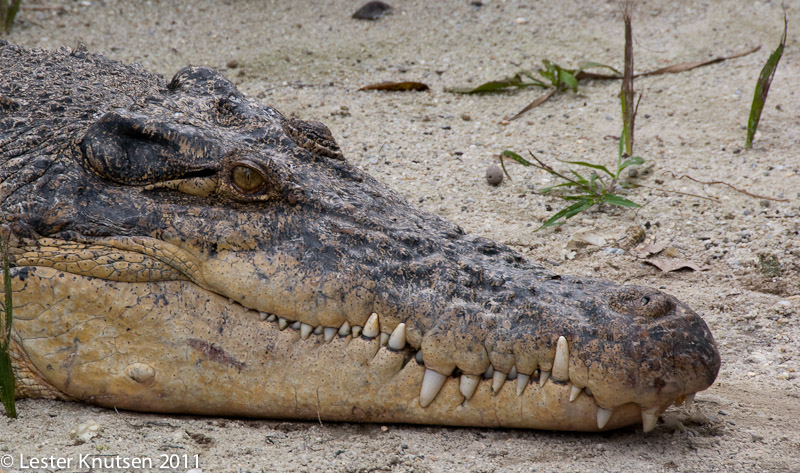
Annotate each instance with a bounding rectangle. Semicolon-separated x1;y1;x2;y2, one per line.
358;81;430;92
507;88;557;121
644;257;705;273
631;241;669;259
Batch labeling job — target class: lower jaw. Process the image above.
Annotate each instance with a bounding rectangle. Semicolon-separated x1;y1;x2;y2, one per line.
13;265;649;431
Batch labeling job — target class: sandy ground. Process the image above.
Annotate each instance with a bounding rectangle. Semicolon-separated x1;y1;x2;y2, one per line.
2;0;800;471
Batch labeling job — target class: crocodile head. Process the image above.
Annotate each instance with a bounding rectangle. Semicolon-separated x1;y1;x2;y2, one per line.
1;43;719;431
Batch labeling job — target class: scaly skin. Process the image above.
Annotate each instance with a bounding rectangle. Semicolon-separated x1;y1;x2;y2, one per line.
0;42;720;431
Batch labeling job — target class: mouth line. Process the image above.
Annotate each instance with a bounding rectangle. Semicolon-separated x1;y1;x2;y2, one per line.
226;295;694;432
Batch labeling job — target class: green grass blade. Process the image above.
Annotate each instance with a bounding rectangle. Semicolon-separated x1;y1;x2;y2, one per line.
501;150;533;166
0;238;16;418
559;159;615;178
539;182;581;193
577;61;622;77
448;73;546;94
558;69;578;91
746;10;787;149
602;194;641;208
568;169;589;185
1;0;21;33
618;156;644;173
538;199;594;230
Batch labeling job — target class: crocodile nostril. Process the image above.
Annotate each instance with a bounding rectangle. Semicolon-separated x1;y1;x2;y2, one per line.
642;296;650;305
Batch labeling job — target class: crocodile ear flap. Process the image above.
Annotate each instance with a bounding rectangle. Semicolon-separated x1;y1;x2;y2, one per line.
167;66;242;99
285;118;345;161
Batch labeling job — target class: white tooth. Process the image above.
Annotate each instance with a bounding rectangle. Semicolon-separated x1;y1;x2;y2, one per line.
363;313;380;338
313;325;324;335
300;323;313;339
338;321;351;336
642;407;659;433
419;369;448;408
388;323;406;350
569;385;583;402
415;351;424;364
267;314;277;322
291;321;301;330
539;370;550;387
352;325;362;338
483;365;494;378
684;393;696;409
324;327;337;342
259;312;268;321
584;386;592;396
491;371;507;394
278;318;288;330
460;374;480;400
516;373;530;396
380;333;389;346
552;336;570;381
508;366;517;379
597;407;613;429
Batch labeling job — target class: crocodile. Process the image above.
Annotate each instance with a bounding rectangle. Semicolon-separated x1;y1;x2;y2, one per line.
0;42;720;432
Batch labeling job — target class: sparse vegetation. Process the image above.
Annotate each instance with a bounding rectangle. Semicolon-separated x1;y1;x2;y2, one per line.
501;141;643;230
0;0;21;34
499;1;643;230
746;8;787;149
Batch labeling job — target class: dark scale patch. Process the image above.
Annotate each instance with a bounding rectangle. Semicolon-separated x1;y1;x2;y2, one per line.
187;338;245;371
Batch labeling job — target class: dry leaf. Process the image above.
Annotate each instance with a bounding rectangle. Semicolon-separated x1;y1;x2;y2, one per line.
358;81;430;92
644;257;705;272
631;241;669;259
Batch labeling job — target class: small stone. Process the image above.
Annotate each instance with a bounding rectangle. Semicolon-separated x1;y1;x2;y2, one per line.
352;1;393;20
69;419;103;442
381;425;389;432
460;113;472;121
226;59;239;69
486;163;503;186
515;17;528;24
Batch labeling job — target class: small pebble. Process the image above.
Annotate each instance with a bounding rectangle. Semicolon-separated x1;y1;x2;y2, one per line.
486;163;503;186
460;113;472;121
226;59;239;69
352;1;393;20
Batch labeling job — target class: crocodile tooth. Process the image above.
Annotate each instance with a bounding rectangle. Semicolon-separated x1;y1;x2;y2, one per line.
685;393;696;409
313;325;324;335
642;406;659;433
278;318;289;330
338;321;351;336
584;386;593;396
300;323;313;339
491;371;507;394
267;314;277;322
459;374;480;400
569;385;583;402
483;365;494;378
388;323;406;350
259;312;268;321
415;351;424;364
516;374;530;396
324;327;337;342
597;407;613;429
508;366;517;379
420;369;448;407
291;321;301;330
552;336;569;381
352;325;363;338
539;370;550;387
380;333;389;346
362;313;379;338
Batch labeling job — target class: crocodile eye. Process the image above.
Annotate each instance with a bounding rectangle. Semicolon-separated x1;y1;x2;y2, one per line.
231;165;265;192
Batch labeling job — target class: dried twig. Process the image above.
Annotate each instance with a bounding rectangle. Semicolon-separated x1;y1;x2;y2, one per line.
673;174;789;202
